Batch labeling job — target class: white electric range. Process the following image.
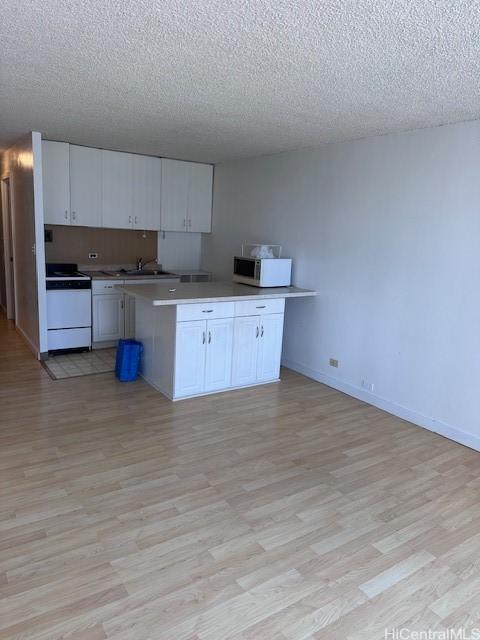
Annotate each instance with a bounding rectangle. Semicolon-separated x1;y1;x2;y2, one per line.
46;263;92;352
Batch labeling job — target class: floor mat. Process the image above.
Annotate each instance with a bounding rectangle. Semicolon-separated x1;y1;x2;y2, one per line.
43;348;116;379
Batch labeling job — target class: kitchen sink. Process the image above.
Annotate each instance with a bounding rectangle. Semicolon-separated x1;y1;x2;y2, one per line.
101;269;175;277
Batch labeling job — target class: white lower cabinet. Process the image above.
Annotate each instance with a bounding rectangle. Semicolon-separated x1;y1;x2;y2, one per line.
232;313;284;388
174;317;234;398
175;321;208;397
92;278;180;347
135;298;286;400
92;294;124;343
231;315;260;387
204;318;234;392
256;313;284;381
173;308;282;399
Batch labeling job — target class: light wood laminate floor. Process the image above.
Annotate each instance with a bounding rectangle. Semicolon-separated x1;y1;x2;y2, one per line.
1;312;479;640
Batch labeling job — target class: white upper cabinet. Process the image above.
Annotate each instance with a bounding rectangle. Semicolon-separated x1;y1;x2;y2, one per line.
101;150;134;230
69;145;102;227
161;158;213;233
132;154;161;231
187;162;213;232
42;141;70;225
42;140;209;233
160;159;189;231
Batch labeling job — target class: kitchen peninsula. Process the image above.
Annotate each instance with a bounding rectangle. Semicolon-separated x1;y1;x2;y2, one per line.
121;281;316;400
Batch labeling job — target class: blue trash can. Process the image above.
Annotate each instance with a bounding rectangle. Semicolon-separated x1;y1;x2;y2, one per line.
115;339;143;382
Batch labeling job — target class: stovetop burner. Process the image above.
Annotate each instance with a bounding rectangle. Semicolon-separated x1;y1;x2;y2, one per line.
46;263;89;280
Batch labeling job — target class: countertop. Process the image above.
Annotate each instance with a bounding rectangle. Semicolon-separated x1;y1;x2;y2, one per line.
120;281;316;306
80;270;181;281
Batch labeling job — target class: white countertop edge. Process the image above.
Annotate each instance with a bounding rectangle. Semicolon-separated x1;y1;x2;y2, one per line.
151;290;316;306
119;283;316;306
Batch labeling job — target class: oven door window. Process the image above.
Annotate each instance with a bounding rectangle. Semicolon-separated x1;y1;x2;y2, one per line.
234;258;256;278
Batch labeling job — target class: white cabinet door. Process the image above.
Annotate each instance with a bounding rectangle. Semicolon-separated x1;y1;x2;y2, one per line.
161;158;189;231
70;145;102;227
124;294;136;339
133;154;161;231
204;318;233;392
42;141;70;225
92;294;124;342
101;150;134;229
175;320;206;397
257;313;284;382
231;315;260;387
187;163;213;232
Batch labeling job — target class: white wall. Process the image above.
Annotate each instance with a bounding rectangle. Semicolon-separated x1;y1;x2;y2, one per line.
0;132;47;356
158;231;202;270
202;120;480;450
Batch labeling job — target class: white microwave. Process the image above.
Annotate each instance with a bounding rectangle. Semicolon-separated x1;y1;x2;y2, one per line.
233;256;292;287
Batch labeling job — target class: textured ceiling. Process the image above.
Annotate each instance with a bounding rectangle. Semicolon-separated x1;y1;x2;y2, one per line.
1;0;479;162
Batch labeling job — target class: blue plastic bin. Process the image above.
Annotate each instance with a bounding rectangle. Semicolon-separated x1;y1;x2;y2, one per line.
115;339;143;382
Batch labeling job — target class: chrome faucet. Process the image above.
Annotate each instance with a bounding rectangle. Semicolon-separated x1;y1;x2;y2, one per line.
136;257;159;272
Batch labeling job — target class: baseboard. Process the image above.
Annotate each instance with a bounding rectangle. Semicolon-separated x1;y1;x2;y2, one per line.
282;358;480;453
16;325;40;360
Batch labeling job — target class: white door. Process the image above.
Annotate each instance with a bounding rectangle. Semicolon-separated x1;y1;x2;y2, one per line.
42;141;70;225
257;313;284;382
231;315;259;387
161;158;189;231
124;293;135;339
175;320;206;397
204;318;233;392
187;163;213;232
70;145;102;227
102;150;134;229
133;155;161;231
92;294;124;342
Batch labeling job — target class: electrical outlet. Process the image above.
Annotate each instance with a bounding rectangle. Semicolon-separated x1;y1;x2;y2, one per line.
361;380;375;392
329;358;339;368
88;252;98;259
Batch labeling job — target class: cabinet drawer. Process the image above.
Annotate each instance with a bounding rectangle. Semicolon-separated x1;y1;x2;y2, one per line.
234;298;285;317
177;301;234;322
92;280;124;294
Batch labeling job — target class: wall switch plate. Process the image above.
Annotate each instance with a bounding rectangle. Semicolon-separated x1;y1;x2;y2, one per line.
88;252;98;259
329;358;339;368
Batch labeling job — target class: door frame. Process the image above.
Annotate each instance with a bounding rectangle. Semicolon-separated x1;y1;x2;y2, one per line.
1;176;16;320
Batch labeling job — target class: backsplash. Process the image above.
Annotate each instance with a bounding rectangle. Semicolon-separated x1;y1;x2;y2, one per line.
44;225;157;265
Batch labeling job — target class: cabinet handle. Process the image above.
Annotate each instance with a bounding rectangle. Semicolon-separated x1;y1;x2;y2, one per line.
121;300;124;309
208;331;211;344
202;331;206;344
261;325;264;337
134;216;138;225
202;309;213;313
256;326;259;338
64;210;68;220
188;219;192;228
128;216;132;224
256;305;266;309
182;218;186;228
72;211;76;221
